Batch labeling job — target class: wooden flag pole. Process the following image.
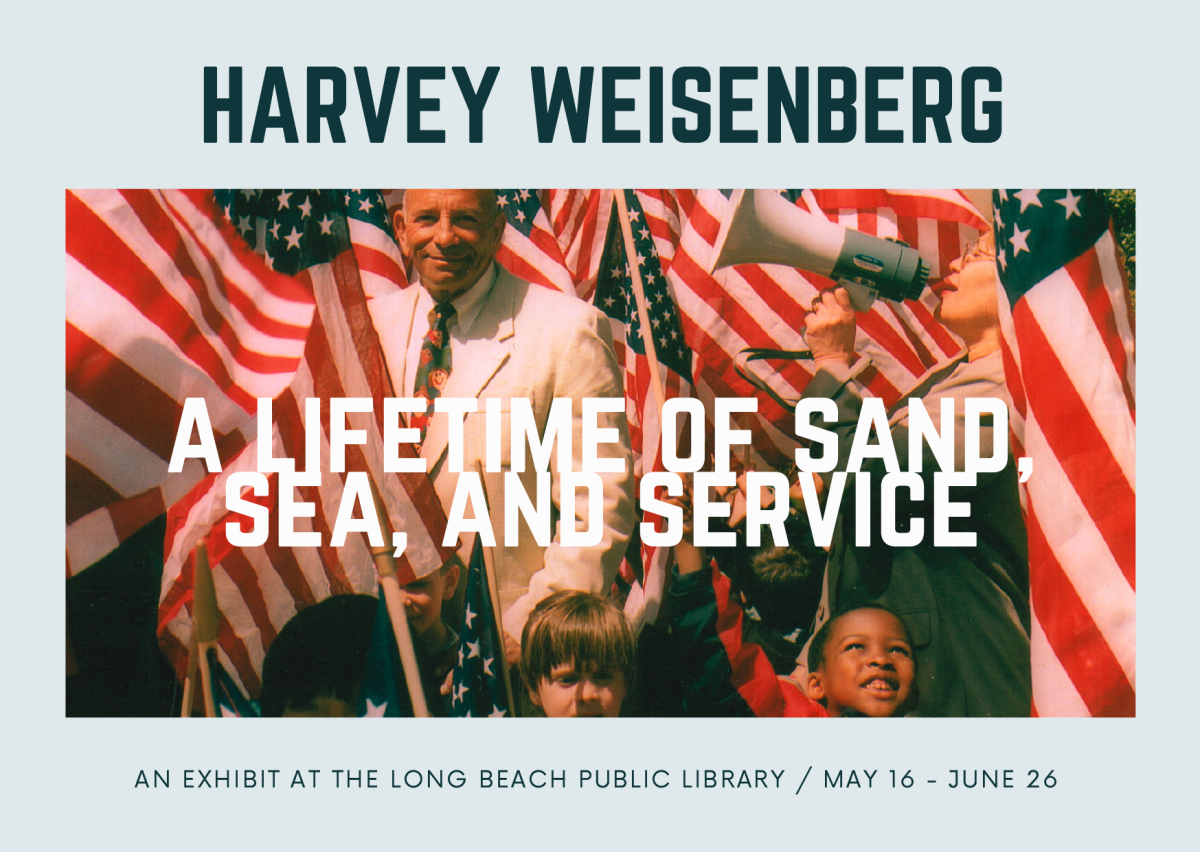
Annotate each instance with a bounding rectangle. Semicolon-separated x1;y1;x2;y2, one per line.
367;479;432;718
180;632;198;718
192;539;219;718
196;647;216;719
473;461;519;717
614;189;669;417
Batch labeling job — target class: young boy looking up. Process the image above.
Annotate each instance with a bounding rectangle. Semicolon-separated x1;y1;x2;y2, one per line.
804;607;916;717
520;591;635;718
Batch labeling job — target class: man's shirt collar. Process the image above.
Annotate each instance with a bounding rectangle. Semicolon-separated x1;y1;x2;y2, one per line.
416;263;498;336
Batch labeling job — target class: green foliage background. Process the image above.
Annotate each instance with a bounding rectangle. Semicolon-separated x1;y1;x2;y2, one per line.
1104;189;1135;301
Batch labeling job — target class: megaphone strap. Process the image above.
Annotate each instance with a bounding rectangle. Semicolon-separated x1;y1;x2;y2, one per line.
733;347;813;413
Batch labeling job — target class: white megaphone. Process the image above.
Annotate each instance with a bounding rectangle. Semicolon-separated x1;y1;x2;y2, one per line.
709;189;930;312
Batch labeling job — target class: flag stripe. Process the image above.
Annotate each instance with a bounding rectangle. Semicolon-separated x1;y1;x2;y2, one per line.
66;193;257;411
568;190;603;285
64;457;124;531
1020;412;1136;682
346;215;408;291
811;189;987;229
1027;514;1136;716
562;190;611;297
65;390;171;498
496;244;572;294
1029;616;1089;717
257;491;323;612
1022;268;1135;486
352;245;407;291
159;433;273;631
217;547;278;651
108;488;169;545
65;257;251;434
1065;237;1136;418
64;496;122;575
129;191;313;345
1013;297;1135;588
66;323;196;462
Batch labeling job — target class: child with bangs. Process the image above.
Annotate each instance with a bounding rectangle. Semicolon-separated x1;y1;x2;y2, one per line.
519;591;635;718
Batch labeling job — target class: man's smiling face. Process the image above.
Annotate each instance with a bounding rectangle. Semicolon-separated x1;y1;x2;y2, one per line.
394;189;506;303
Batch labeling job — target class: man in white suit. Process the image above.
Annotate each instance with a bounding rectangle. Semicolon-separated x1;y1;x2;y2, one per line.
368;189;637;658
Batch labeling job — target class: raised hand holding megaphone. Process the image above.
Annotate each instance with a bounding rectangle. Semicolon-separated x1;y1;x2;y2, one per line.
804;287;858;368
708;189;929;312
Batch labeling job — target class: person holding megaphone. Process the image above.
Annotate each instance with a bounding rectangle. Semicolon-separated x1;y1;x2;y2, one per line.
794;228;1030;717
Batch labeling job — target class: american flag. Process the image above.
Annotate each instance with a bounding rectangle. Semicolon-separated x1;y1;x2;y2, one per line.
494;189;577;295
448;537;510;717
992;189;1136;717
67;188;1132;717
595;190;694;629
542;189;614;300
208;647;260;718
358;595;409;717
65;189;316;576
156;190;454;700
640;188;986;467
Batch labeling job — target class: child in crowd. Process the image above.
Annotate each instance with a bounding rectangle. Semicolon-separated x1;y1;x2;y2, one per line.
738;543;825;675
259;594;380;717
259;557;461;717
800;606;916;717
663;476;917;717
401;556;462;692
699;462;828;674
520;591;635;718
632;470;825;715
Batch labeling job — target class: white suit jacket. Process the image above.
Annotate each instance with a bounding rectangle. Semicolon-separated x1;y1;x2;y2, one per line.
368;266;637;639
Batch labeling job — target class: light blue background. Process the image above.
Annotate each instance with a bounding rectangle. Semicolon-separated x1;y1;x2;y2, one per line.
7;2;1189;848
